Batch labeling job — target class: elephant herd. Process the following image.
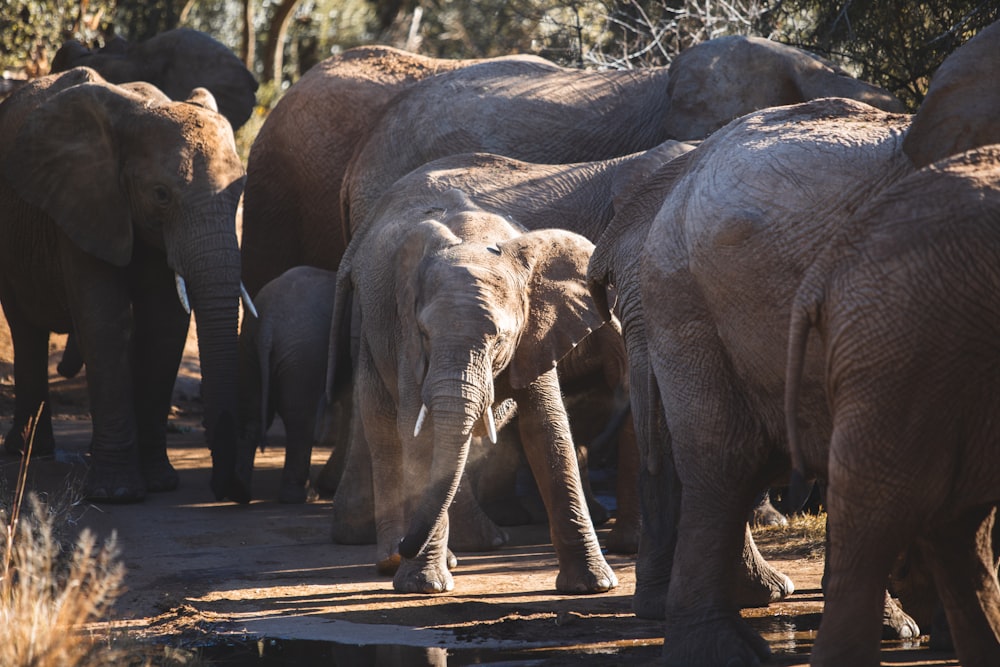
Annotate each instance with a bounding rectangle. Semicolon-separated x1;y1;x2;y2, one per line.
1;19;999;667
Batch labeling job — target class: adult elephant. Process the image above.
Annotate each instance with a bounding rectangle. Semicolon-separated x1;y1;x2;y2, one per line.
241;35;902;295
342;35;904;246
0;67;250;504
332;187;616;594
589;97;915;665
785;144;1000;667
51;28;258;131
240;46;545;296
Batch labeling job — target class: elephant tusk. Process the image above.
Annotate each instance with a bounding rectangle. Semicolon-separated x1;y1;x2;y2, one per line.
174;273;191;314
414;403;429;438
484;408;497;445
240;282;258;319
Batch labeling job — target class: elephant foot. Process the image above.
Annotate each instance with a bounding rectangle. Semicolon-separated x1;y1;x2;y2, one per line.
83;462;146;503
604;518;639;555
750;494;788;528
378;548;457;576
4;418;55;458
882;591;920;639
662;609;771;667
734;557;795;608
393;557;454;594
140;452;180;493
279;480;315;504
555;556;618;594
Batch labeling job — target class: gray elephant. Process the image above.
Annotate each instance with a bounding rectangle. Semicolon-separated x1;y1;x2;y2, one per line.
240;46;542;296
785;144;1000;667
51;28;258;131
0;67;250;503
902;19;1000;169
589;97;916;665
238;265;340;504
330;187;616;594
324;142;693;557
241;36;902;296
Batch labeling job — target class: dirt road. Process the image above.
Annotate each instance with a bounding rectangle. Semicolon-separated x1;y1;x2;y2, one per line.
0;328;963;665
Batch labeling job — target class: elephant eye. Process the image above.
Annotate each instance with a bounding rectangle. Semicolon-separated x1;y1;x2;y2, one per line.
152;185;172;206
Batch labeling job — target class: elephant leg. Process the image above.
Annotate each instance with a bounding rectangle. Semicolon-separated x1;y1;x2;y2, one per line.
314;384;351;495
605;414;640;554
577;443;609;525
330;381;377;546
921;507;1000;667
811;431;919;667
516;369;616;594
130;254;187;493
57;329;84;378
359;343;407;574
447;473;508;552
2;305;54;457
59;241;143;502
750;489;788;528
394;514;454;593
276;404;315;504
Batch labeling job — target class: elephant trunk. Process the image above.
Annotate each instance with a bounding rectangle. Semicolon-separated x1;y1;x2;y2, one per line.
399;375;490;560
176;215;247;503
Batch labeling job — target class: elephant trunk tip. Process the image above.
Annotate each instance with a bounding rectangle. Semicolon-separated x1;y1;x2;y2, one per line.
398;530;428;560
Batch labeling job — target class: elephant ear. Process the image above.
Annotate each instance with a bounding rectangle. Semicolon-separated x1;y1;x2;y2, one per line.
6;81;136;266
184;87;220;114
506;229;608;390
391;216;458;386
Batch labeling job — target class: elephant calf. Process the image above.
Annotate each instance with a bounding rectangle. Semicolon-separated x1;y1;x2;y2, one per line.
328;188;617;595
238;266;343;503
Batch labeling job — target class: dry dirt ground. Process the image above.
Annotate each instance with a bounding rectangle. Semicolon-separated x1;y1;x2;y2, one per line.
0;321;965;666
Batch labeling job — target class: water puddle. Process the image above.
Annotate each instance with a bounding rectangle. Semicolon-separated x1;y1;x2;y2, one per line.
162;636;663;666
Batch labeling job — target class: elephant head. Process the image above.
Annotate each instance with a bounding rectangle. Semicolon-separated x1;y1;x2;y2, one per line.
372;192;607;561
51;28;259;130
903;19;1000;169
1;68;249;501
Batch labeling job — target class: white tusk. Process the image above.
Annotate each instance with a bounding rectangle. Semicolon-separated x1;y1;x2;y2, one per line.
484;408;497;445
174;273;191;314
414;404;429;438
240;282;258;319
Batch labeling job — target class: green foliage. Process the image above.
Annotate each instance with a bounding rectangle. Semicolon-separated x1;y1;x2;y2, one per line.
0;1;112;74
767;0;1000;110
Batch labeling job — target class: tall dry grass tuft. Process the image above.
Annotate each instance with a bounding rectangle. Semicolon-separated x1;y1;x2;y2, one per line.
0;406;127;667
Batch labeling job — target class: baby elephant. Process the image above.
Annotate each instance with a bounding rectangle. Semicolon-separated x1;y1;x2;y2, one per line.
238;266;340;503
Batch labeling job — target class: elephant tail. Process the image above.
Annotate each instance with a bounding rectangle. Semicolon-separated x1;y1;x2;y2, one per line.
784;281;822;510
256;314;274;450
316;267;355;442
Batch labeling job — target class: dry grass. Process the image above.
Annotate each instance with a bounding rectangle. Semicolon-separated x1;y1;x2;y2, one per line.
752;511;827;560
0;409;126;667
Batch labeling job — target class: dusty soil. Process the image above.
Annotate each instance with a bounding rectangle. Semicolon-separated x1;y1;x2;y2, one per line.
0;321;963;665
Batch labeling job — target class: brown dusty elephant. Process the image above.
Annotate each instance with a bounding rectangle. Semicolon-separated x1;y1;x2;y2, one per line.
0;67;251;503
241;36;903;296
328;187;616;594
240;46;547;296
49;28;259;382
238;265;340;504
785;144;1000;667
51;28;258;131
323;141;693;556
902;19;1000;169
589;97;917;666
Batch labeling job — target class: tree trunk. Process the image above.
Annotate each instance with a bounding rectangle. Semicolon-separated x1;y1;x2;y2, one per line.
241;0;255;70
262;0;300;87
